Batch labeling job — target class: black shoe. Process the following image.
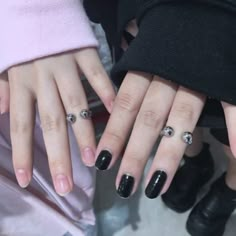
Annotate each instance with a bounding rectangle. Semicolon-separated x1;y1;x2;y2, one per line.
162;143;214;213
186;173;236;236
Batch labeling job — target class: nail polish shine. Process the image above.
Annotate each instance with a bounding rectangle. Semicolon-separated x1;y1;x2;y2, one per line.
117;174;135;198
145;170;167;199
95;150;112;170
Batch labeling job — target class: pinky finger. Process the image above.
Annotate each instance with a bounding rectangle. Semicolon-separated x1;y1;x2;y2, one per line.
75;48;116;113
222;101;236;157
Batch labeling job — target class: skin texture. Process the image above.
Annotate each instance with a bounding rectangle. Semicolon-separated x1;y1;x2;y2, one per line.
95;21;236;198
1;23;236;198
6;48;116;196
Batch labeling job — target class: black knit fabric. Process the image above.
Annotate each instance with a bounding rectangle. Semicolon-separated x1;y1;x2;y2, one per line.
136;0;236;23
84;0;236;140
112;3;236;106
84;0;118;49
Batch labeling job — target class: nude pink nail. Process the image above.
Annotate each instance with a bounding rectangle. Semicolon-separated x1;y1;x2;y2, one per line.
83;147;95;166
54;174;71;196
16;169;30;188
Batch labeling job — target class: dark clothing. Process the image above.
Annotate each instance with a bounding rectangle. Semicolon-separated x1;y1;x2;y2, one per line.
84;0;236;144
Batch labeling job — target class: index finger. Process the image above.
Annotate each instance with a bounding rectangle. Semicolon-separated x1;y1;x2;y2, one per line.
95;71;152;170
75;48;116;113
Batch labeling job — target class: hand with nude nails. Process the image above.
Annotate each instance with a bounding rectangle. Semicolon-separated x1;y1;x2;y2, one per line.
8;48;116;196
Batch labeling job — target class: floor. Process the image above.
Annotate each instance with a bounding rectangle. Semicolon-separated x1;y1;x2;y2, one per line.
92;24;236;236
94;131;236;236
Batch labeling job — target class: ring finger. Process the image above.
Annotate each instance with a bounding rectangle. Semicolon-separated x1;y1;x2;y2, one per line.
37;72;73;196
53;56;96;167
145;86;206;199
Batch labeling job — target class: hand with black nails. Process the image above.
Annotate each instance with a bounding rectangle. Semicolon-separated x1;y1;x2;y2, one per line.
8;48;116;196
95;72;206;199
95;19;236;200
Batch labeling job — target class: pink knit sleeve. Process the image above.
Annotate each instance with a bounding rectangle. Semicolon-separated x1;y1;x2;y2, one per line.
0;0;98;73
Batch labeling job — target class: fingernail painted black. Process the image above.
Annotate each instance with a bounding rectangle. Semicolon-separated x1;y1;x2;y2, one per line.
95;150;112;170
145;170;167;199
117;174;135;198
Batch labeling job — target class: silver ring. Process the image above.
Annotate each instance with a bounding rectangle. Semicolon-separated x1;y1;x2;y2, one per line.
182;132;193;145
66;113;76;124
161;126;175;137
80;109;92;120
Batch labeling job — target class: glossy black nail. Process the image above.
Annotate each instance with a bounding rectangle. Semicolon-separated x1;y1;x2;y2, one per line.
117;174;135;199
95;150;112;170
145;170;167;199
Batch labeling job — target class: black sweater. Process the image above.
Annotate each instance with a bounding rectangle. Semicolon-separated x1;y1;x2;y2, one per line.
84;0;236;128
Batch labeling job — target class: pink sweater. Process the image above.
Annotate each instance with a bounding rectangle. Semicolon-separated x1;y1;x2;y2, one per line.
0;0;98;73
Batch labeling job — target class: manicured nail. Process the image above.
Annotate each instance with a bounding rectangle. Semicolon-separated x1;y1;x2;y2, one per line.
95;150;112;170
83;147;95;166
117;174;135;199
55;174;71;196
16;169;30;188
145;170;167;199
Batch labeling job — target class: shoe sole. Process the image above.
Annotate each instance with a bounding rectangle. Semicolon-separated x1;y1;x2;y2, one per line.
186;217;225;236
162;196;195;213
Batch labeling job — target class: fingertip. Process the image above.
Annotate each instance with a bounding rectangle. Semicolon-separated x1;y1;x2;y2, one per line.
116;173;135;199
82;147;96;167
15;169;31;188
54;174;73;196
104;99;115;114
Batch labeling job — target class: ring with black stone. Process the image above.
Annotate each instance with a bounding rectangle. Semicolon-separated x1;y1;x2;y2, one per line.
160;126;175;137
182;132;193;145
80;109;92;120
66;113;76;124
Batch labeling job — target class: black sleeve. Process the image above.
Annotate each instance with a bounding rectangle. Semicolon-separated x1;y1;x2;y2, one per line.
112;0;236;107
83;0;119;48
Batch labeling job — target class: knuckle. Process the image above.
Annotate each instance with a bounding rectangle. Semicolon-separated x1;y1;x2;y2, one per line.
104;130;123;144
139;110;163;129
170;153;181;164
127;154;146;166
40;114;62;133
11;119;30;134
172;102;194;121
87;66;104;80
162;144;182;164
116;92;139;113
67;95;83;110
49;160;66;172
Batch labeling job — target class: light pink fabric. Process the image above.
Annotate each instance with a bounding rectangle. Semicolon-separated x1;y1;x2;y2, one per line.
0;0;98;73
0;112;96;236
